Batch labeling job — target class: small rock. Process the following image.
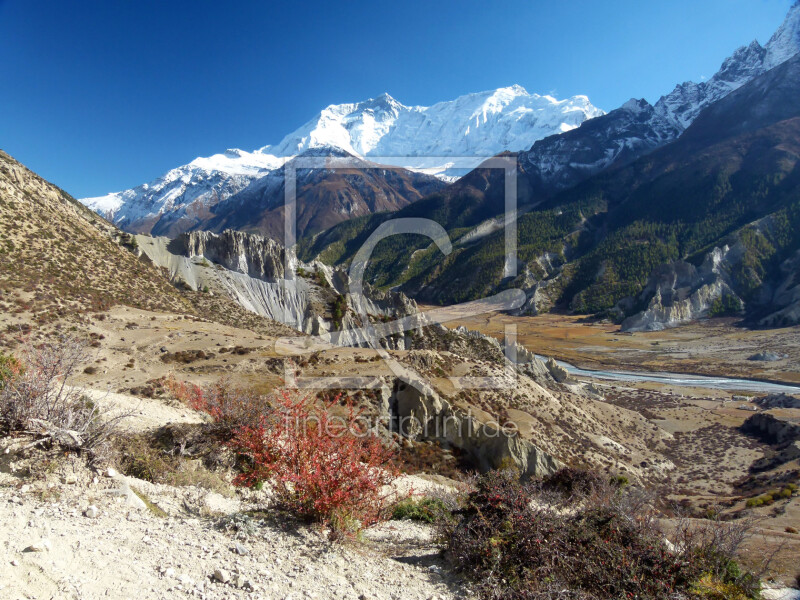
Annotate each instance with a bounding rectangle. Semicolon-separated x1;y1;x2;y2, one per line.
106;467;118;478
84;505;99;518
62;474;78;485
233;542;249;556
164;567;176;578
22;539;51;552
10;559;19;566
213;568;230;583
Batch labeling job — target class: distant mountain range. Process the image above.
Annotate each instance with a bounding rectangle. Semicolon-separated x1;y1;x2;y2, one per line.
82;86;601;237
299;3;800;329
79;2;800;329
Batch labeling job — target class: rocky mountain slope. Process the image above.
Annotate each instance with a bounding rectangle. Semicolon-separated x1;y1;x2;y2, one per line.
84;150;446;240
0;150;298;350
132;228;423;348
81;86;601;237
518;0;800;198
0;150;190;324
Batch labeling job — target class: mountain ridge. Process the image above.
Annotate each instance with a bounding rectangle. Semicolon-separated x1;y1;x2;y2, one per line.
82;85;602;232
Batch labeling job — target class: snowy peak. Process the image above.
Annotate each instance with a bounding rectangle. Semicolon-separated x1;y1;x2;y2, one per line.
766;0;800;69
264;86;603;159
186;148;282;175
519;2;800;195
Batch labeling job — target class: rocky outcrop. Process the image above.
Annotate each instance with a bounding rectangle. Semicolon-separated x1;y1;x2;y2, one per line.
545;357;569;383
511;251;566;317
748;352;788;362
448;326;554;382
391;379;562;478
621;246;742;332
740;412;800;445
755;394;800;409
759;249;800;327
172;230;287;280
136;230;419;340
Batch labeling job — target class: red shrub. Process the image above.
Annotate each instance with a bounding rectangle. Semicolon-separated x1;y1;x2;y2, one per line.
164;376;271;434
230;388;400;537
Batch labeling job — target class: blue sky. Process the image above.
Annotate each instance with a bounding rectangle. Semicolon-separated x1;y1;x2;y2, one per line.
0;0;793;198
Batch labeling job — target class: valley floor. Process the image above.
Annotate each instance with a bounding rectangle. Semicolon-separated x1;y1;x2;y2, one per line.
3;304;800;591
440;311;800;386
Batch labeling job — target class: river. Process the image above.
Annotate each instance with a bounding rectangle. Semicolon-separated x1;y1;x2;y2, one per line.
539;356;800;395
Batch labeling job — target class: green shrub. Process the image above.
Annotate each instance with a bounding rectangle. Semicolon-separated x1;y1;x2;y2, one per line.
391;497;450;523
708;294;743;317
0;353;21;390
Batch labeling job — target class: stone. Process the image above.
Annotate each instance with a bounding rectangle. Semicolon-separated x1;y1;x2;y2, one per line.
62;474;78;485
106;467;118;478
84;505;99;518
233;542;249;556
748;351;787;362
22;539;51;552
213;568;230;583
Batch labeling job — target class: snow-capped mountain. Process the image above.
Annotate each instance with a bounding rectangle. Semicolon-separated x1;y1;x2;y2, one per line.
265;86;601;158
82;148;283;227
520;1;800;195
110;148;446;239
83;86;602;231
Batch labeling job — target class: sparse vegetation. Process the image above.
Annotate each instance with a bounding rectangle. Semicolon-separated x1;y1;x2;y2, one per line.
165;376;272;436
330;294;347;329
391;496;451;524
745;483;797;508
0;337;127;461
443;469;760;600
708;294;744;317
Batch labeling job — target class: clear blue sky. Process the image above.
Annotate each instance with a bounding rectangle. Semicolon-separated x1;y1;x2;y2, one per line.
0;0;793;198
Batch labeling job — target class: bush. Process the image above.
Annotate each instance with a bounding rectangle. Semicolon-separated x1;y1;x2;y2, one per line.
165;376;271;436
539;466;610;499
444;469;759;600
392;496;451;524
0;337;125;460
0;353;22;389
708;294;743;317
114;431;231;496
229;389;400;538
